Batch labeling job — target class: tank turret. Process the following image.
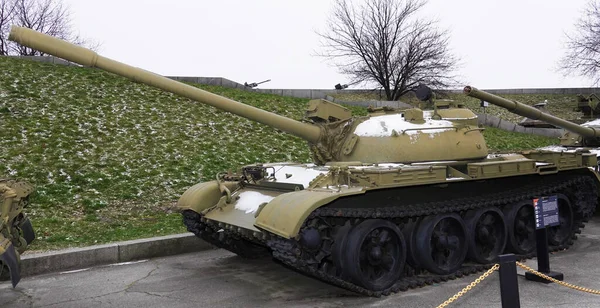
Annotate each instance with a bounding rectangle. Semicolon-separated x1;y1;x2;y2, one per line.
464;86;600;147
9;26;488;165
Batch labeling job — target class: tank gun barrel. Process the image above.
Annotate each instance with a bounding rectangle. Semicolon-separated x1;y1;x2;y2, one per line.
8;26;321;143
463;86;600;138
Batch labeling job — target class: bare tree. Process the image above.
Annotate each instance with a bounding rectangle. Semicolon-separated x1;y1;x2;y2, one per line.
0;0;97;56
559;1;600;85
316;0;459;101
0;0;17;55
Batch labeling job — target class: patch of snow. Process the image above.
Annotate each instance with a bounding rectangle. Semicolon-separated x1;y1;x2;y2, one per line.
108;260;148;267
354;114;454;137
446;177;464;180
487;153;525;159
235;191;275;214
349;163;405;170
413;161;458;165
538;145;572;152
60;268;91;274
441;116;478;120
375;163;405;168
271;165;328;188
536;145;600;156
582;119;600;127
47;171;55;184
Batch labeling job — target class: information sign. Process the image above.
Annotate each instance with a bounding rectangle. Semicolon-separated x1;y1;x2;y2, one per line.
533;195;560;229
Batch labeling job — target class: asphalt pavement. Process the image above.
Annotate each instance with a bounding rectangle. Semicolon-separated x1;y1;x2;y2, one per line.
2;221;600;307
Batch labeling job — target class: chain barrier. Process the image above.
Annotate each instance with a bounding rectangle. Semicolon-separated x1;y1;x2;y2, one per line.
516;262;600;295
437;261;600;308
436;264;499;308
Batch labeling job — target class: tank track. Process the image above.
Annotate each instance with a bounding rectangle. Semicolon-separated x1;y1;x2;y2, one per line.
183;173;598;296
182;210;270;259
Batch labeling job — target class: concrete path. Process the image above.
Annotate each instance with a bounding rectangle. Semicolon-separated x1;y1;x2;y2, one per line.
2;221;600;307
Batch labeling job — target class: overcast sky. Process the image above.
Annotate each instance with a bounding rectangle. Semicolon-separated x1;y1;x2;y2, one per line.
61;0;592;90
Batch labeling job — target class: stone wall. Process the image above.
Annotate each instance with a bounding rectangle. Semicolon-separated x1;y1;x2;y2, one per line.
476;113;565;138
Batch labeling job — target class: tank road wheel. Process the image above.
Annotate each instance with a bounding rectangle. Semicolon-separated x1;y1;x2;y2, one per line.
343;219;406;291
465;208;507;264
504;202;536;254
415;213;468;275
547;195;574;247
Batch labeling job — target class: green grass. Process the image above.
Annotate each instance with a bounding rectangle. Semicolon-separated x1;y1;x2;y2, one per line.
482;127;558;152
0;57;558;252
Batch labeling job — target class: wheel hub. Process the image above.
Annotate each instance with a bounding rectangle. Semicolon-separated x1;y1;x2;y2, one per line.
369;245;383;263
340;219;407;291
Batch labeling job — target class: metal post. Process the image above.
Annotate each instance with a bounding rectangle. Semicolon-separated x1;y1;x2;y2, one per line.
525;227;564;283
498;254;520;308
536;228;550;273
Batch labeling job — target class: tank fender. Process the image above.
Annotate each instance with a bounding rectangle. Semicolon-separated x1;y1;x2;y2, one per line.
255;187;365;239
176;181;240;214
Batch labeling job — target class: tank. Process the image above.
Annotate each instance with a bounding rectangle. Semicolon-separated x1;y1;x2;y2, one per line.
8;26;600;296
0;179;35;287
575;93;600;122
464;86;600;148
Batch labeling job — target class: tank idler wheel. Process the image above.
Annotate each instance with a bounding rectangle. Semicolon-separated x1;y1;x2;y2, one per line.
504;202;536;254
415;213;468;275
464;208;507;264
343;219;406;291
547;194;574;247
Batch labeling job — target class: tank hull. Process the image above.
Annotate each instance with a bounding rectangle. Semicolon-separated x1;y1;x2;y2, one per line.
179;151;599;295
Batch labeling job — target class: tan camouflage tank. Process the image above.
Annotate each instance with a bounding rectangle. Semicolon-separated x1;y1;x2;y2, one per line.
8;26;599;296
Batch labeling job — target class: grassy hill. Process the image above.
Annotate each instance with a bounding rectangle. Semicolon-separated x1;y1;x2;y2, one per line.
0;56;558;251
